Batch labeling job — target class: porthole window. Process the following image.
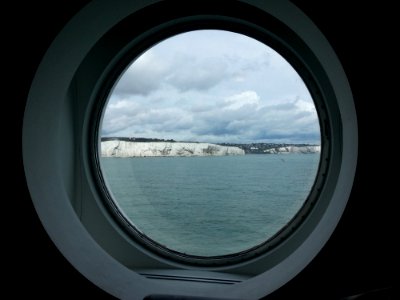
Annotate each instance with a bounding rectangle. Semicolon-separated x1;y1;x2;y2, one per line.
23;1;357;299
97;30;323;263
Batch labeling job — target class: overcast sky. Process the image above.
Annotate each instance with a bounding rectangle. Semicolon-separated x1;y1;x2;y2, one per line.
101;30;320;144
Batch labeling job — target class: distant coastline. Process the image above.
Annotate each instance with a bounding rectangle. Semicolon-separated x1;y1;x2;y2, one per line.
100;137;320;157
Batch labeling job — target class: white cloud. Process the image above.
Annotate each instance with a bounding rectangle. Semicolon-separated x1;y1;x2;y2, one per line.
224;91;260;110
295;99;316;112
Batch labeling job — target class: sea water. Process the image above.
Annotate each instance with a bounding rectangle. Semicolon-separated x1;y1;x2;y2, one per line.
100;154;320;256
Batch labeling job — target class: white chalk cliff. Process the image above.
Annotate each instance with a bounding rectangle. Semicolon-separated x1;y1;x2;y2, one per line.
101;141;245;157
263;145;321;154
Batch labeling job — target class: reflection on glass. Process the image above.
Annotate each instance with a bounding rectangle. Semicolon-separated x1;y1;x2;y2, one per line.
100;30;321;257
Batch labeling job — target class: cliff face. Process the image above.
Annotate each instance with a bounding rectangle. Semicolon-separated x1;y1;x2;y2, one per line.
263;145;321;154
101;141;245;157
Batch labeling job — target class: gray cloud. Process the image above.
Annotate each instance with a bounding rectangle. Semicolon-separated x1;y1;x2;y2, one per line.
113;51;169;96
166;56;228;91
103;90;319;144
101;30;320;144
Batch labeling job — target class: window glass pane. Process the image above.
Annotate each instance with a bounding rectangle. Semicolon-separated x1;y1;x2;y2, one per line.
99;30;321;257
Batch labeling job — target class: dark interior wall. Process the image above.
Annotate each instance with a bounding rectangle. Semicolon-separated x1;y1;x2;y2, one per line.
11;1;394;299
267;2;395;299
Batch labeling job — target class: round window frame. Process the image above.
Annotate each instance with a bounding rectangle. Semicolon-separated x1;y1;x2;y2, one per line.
22;1;357;299
92;21;330;266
